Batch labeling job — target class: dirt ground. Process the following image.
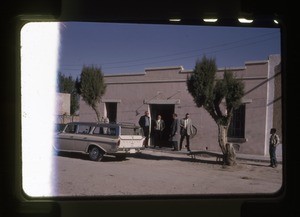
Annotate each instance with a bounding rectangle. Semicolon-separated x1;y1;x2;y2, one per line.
53;149;283;197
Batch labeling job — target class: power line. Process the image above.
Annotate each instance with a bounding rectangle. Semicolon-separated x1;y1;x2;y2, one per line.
102;35;279;70
59;32;279;73
99;31;279;66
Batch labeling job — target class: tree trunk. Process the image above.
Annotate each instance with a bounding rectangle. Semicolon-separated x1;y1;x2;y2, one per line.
217;124;237;166
92;105;101;122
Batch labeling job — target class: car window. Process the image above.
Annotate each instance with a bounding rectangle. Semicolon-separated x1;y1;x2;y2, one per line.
93;126;103;135
121;126;142;135
64;124;77;134
93;126;117;136
77;125;92;134
55;124;66;132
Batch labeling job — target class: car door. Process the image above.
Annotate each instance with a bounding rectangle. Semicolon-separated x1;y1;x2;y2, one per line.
56;124;77;151
71;124;92;152
92;125;119;153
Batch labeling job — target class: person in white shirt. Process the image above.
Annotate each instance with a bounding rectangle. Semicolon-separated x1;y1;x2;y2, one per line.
153;114;165;148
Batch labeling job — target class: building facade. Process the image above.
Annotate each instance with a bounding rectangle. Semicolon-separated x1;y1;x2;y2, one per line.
79;54;282;156
56;92;79;124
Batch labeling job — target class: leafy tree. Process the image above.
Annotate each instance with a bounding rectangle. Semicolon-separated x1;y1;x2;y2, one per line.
76;65;106;122
57;72;79;115
187;56;244;166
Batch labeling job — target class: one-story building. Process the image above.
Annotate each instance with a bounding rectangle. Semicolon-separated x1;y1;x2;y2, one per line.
56;93;79;124
79;54;282;156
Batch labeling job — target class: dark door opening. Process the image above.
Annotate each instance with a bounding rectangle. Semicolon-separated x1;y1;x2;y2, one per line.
150;104;175;147
106;102;117;123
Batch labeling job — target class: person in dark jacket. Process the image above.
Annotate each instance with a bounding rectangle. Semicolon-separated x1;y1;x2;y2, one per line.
139;111;151;148
269;128;280;168
169;113;180;151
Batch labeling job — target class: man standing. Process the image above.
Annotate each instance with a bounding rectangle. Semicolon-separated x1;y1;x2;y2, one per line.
269;128;280;168
169;113;180;151
179;113;193;151
139;111;151;148
153;114;165;148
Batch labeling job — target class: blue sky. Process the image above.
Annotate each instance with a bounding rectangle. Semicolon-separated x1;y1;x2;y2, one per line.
58;22;281;78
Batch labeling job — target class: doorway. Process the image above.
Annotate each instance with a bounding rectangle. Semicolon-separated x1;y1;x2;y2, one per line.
105;102;117;123
150;104;175;147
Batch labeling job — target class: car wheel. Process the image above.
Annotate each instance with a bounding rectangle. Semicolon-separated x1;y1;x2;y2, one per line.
89;146;104;161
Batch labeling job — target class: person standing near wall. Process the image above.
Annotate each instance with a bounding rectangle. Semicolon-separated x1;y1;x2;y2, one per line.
169;113;180;151
269;128;280;168
179;113;193;151
139;111;151;148
153;114;165;148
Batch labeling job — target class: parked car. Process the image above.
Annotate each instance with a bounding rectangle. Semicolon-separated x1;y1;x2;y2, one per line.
54;122;145;161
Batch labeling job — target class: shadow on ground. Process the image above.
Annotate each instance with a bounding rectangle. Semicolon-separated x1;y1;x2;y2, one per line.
55;151;224;165
55;151;125;162
130;152;223;165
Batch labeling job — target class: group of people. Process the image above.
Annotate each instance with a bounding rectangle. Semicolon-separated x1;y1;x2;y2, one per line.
138;111;194;151
138;110;281;168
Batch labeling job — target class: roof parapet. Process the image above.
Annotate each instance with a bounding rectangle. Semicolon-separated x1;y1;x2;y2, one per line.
145;66;184;71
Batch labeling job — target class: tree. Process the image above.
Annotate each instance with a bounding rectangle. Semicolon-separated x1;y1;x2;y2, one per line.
76;65;106;122
187;56;244;166
57;72;79;115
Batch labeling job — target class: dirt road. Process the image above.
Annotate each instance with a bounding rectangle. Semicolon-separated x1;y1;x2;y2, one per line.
53;149;282;197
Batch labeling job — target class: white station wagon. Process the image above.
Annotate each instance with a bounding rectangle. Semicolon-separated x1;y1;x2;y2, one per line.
54;122;145;161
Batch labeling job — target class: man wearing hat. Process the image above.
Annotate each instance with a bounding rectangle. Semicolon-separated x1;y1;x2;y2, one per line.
179;113;193;151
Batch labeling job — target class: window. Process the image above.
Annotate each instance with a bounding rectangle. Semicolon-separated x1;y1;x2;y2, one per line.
93;126;103;135
121;126;142;135
228;104;245;138
93;126;117;136
64;124;77;133
77;125;91;134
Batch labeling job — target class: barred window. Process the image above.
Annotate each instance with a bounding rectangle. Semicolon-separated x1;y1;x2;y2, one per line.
228;104;245;138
